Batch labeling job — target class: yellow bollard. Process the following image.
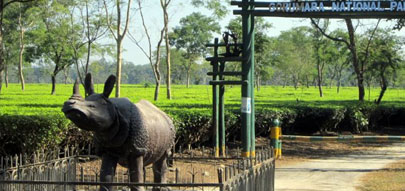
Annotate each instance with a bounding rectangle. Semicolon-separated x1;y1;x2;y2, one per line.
270;119;282;158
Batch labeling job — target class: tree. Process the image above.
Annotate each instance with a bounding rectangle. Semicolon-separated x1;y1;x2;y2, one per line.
14;2;38;90
367;29;403;104
2;4;20;89
71;0;107;85
162;0;172;99
0;0;35;94
191;0;228;19
273;27;314;89
310;19;328;97
160;48;187;84
26;0;77;95
130;0;172;101
311;18;381;101
170;12;220;88
226;17;273;91
104;0;132;98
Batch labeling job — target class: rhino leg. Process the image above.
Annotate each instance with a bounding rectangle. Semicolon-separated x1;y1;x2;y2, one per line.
152;151;170;191
100;154;118;191
129;155;144;191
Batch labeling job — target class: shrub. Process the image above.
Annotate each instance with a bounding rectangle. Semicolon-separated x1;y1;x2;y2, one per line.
172;111;212;148
3;104;405;156
0;114;70;155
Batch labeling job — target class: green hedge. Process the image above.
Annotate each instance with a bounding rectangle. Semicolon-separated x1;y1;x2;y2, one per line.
0;114;69;155
2;104;405;155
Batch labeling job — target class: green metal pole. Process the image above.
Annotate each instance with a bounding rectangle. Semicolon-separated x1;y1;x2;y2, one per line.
212;38;220;157
219;62;226;157
250;4;256;158
241;0;252;158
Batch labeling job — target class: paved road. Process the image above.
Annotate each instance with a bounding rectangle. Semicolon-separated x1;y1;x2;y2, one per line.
275;142;405;191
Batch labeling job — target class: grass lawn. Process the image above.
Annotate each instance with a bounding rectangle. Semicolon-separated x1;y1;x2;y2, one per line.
1;83;405;116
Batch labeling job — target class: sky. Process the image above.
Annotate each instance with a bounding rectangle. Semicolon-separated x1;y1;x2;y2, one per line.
115;0;403;66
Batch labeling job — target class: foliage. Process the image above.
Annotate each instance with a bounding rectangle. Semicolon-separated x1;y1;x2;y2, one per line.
171;12;220;58
0;114;69;155
273;26;315;88
170;12;220;87
191;0;229;19
226;17;274;86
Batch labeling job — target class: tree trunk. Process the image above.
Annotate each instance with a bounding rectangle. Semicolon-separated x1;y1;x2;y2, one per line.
293;75;299;90
116;38;123;98
107;0;132;98
317;64;323;97
154;82;160;101
329;71;334;88
186;60;191;88
376;71;387;105
365;78;371;101
63;68;69;84
0;2;4;95
282;76;287;88
166;47;171;99
376;85;386;104
51;75;56;95
153;63;161;101
4;64;7;88
186;71;190;88
18;10;25;91
18;48;25;90
305;75;310;88
345;19;365;101
0;70;3;93
337;71;341;94
163;1;171;100
51;65;59;95
256;75;261;91
337;80;341;94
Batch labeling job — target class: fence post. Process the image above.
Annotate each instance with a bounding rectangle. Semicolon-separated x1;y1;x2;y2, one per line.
175;168;179;183
218;168;224;191
270;119;282;158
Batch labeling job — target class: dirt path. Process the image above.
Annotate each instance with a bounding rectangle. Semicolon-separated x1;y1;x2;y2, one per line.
275;142;405;191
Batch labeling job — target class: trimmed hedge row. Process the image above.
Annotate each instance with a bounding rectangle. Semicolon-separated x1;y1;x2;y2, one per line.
2;105;405;155
0;114;69;155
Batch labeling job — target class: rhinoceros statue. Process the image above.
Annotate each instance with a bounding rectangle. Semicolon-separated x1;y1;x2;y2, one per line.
62;74;175;191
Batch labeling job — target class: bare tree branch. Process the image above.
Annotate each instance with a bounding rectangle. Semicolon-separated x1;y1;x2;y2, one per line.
361;19;381;71
103;0;118;41
310;18;350;48
3;0;33;10
121;0;132;38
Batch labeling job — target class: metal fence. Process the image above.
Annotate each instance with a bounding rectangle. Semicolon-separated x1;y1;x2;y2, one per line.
221;150;275;191
0;147;275;191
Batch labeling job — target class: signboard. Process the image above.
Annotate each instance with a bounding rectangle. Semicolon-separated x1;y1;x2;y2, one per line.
231;0;405;18
241;97;251;113
269;1;405;12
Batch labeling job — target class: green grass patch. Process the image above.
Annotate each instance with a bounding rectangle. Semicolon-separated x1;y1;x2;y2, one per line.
2;83;405;116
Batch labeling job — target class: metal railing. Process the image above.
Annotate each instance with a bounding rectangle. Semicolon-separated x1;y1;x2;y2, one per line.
0;147;275;191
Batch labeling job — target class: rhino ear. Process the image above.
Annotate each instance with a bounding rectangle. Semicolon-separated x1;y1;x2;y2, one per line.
103;75;116;98
84;73;95;97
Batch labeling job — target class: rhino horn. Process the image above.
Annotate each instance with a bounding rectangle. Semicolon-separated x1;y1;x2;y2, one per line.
72;78;82;98
84;73;95;97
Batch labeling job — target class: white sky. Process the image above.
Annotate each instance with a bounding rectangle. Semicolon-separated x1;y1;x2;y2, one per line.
116;1;403;65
